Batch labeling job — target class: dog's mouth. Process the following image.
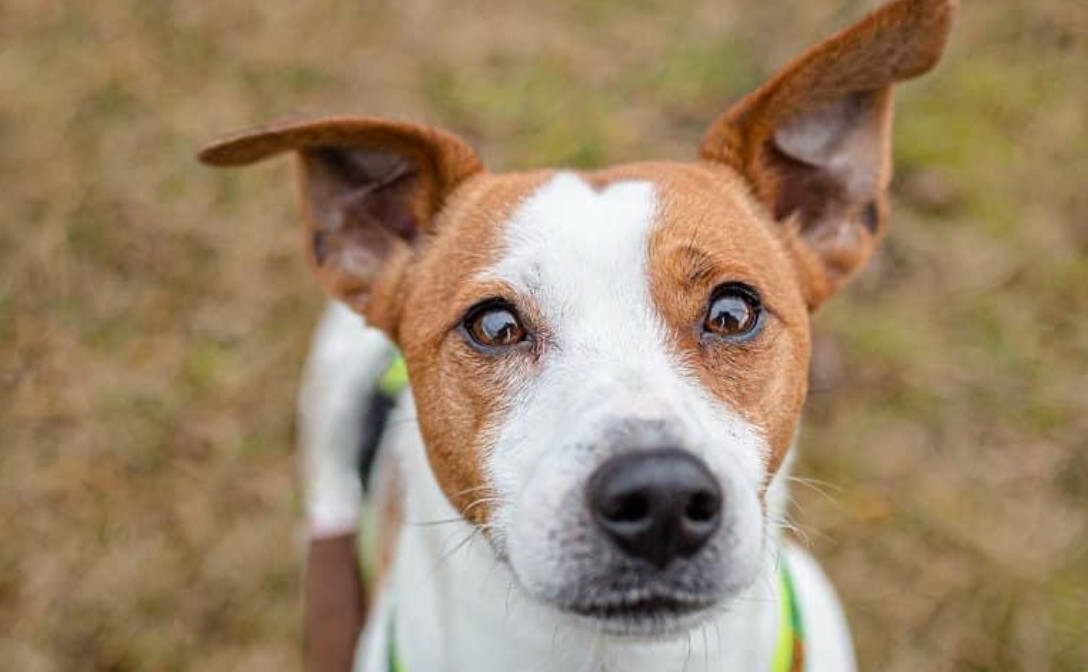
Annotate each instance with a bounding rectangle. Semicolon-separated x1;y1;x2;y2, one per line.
567;594;712;620
557;589;719;636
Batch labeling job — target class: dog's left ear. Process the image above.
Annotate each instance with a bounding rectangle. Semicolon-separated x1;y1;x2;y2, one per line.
701;0;957;308
199;117;483;335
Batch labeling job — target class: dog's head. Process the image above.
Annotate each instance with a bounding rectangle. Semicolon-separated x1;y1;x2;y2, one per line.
202;0;955;638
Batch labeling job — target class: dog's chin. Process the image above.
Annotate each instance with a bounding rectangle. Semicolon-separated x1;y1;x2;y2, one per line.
560;594;721;638
505;557;731;639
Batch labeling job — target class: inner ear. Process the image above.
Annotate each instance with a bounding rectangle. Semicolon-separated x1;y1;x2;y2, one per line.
296;145;438;321
769;88;890;232
774;91;883;184
302;147;424;266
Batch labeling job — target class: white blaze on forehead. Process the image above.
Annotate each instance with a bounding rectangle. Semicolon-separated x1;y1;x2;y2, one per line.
482;171;673;554
485;172;666;364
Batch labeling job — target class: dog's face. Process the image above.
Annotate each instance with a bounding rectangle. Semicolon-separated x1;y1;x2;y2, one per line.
397;164;811;635
201;0;955;638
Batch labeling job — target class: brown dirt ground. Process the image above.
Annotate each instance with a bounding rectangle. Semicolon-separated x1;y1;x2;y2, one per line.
1;1;1085;670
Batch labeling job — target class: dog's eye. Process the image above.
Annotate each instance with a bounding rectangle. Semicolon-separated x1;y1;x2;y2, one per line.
464;302;527;349
703;284;761;339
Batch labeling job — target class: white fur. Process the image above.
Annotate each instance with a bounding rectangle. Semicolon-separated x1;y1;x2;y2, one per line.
298;301;394;537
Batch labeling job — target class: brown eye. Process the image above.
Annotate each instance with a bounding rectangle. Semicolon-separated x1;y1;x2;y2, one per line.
704;285;761;338
464;302;527;349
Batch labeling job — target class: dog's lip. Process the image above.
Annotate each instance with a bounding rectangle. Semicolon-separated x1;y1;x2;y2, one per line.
563;593;715;620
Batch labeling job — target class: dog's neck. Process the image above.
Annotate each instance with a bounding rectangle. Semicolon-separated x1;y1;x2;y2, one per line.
383;396;794;672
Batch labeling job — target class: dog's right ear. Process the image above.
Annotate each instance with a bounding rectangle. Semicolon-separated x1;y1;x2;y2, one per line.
700;0;956;308
199;117;483;334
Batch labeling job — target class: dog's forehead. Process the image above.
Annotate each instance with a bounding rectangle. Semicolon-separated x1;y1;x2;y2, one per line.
465;163;798;306
484;172;657;299
406;162;804;357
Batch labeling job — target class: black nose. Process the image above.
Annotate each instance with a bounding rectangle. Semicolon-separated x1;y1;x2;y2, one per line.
587;449;722;569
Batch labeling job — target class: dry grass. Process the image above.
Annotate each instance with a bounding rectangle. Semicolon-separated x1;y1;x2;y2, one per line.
1;1;1085;670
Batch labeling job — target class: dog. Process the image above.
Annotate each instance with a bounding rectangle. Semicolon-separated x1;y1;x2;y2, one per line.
199;1;956;669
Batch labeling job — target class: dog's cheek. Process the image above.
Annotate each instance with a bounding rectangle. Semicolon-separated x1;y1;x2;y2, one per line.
409;347;509;526
503;475;568;595
678;317;811;488
743;320;811;481
729;472;770;580
503;450;601;598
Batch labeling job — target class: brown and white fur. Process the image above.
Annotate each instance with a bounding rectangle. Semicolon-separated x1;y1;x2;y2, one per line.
199;1;957;670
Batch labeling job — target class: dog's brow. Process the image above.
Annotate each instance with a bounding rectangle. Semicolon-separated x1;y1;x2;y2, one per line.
680;246;716;288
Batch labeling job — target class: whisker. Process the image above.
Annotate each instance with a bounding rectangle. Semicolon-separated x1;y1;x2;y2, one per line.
786;475;843;503
448;483;496;499
430;526;486;575
405;517;465;527
462;496;502;513
773;512;813;547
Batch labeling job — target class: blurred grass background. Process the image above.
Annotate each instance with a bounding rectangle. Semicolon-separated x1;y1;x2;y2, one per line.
1;0;1085;670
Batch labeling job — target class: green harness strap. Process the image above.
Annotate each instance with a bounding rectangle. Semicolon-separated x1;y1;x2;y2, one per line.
773;556;806;672
387;612;404;672
377;355;804;672
386;560;805;672
378;355;409;397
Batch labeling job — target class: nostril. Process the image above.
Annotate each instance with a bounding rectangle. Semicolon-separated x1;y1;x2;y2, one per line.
685;490;720;523
602;492;651;523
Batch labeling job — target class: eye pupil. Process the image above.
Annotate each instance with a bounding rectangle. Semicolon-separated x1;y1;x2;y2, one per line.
466;304;527;348
711;298;747;330
482;311;516;343
704;286;760;338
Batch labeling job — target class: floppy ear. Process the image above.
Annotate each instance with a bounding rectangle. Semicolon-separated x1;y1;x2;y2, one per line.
199;117;483;334
701;0;956;308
